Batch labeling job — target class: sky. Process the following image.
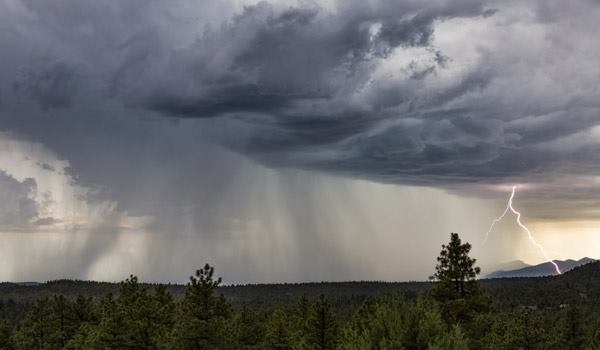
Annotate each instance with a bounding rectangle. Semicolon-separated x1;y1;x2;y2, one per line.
0;0;600;283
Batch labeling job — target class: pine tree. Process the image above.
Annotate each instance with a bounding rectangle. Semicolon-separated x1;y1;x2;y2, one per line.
152;284;176;347
297;294;311;327
514;309;546;350
266;309;295;350
51;295;77;349
360;299;406;349
430;233;481;299
13;296;79;349
75;276;174;349
339;299;379;349
562;305;587;350
430;233;488;324
71;295;95;326
0;320;14;350
13;295;89;349
85;293;129;348
233;306;264;349
411;301;446;350
486;310;546;350
170;264;232;350
13;297;55;350
303;294;337;350
428;325;469;350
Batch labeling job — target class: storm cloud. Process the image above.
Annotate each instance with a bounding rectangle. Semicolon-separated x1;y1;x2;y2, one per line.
0;0;600;282
2;0;600;186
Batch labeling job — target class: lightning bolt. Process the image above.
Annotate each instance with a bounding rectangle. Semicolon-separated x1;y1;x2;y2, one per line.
484;186;562;275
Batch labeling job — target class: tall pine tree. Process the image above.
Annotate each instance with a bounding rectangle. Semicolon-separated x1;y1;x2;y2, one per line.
303;294;337;350
170;264;232;350
430;233;489;324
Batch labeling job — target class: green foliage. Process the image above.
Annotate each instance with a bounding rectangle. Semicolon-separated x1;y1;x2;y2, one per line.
485;309;547;350
1;244;600;350
561;305;587;350
302;295;338;350
13;296;79;350
346;299;406;349
587;323;600;350
266;309;296;350
83;293;129;348
169;264;232;350
70;275;175;349
339;296;475;350
0;320;13;350
233;306;264;349
431;233;481;297
297;294;311;326
430;233;489;325
409;300;447;349
428;325;469;350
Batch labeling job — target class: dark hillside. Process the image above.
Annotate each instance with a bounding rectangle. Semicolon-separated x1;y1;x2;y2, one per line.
1;261;599;319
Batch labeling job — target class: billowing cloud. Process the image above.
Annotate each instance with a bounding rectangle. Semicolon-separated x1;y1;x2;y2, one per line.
3;0;600;188
0;0;599;282
0;171;39;230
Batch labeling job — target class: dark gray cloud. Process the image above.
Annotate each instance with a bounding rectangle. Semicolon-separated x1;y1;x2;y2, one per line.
112;0;600;191
0;171;39;230
142;0;489;144
0;0;599;282
32;217;61;226
146;1;484;118
0;0;599;201
13;60;80;110
35;162;56;172
0;0;599;203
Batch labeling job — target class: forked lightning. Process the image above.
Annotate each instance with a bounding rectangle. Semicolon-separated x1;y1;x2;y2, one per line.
484;186;561;275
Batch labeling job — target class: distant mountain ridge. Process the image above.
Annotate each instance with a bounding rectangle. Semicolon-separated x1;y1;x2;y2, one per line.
484;260;531;273
485;257;596;278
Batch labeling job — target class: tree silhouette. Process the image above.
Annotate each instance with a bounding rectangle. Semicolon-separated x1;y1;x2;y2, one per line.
266;309;295;350
431;232;481;298
303;294;338;350
430;233;488;324
170;264;232;349
13;297;53;350
233;306;264;349
562;304;587;350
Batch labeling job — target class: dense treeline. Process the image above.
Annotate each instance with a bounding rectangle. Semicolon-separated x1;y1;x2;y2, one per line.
0;233;598;349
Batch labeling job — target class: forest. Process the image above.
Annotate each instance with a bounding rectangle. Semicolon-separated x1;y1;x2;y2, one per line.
0;233;598;349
